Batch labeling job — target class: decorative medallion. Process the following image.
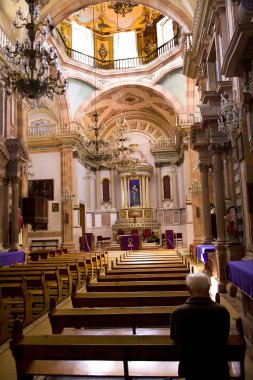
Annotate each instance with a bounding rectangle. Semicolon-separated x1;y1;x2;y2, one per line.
98;43;109;61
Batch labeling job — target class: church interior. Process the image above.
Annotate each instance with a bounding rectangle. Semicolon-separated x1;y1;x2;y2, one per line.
1;0;253;379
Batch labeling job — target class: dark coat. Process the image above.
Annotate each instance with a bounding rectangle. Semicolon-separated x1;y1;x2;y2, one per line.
170;296;230;380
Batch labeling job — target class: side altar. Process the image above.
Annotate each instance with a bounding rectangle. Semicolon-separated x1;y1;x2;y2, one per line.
112;164;161;242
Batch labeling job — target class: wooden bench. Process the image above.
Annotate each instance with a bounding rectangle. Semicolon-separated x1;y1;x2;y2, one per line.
2;266;63;304
72;287;190;308
112;261;190;270
30;239;59;251
0;288;11;343
86;278;188;292
10;318;246;380
49;298;175;335
26;262;73;297
106;266;191;275
0;279;33;326
0;272;50;317
97;271;187;282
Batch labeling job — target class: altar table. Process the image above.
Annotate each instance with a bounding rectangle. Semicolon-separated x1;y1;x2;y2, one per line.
225;260;253;298
0;250;25;267
196;244;215;264
120;235;139;250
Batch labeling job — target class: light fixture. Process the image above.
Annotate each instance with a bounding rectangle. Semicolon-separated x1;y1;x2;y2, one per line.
0;0;67;101
62;187;74;202
110;117;139;169
189;179;202;193
218;93;240;133
108;2;138;17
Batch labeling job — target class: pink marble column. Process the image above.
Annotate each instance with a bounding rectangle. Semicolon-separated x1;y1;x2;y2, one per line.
199;162;212;243
210;144;227;293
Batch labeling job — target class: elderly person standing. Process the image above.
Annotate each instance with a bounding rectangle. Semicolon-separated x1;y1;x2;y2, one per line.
170;272;230;380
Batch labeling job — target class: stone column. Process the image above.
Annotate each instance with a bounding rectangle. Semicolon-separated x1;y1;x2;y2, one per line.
96;170;100;210
123;177;128;208
172;168;179;207
0;175;4;250
120;176;124;208
145;176;150;207
10;177;20;250
156;165;162;208
61;145;75;250
199;162;212;243
85;173;91;210
2;178;10;248
210;144;227;293
110;169;116;209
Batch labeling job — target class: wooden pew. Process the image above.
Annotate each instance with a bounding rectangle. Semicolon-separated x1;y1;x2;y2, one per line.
72;288;190;308
26;262;73;296
0;279;33;326
112;261;190;269
0;272;50;316
48;299;175;335
106;266;191;275
10;318;246;380
118;256;185;264
97;271;187;282
1;267;63;304
0;288;11;343
86;278;188;292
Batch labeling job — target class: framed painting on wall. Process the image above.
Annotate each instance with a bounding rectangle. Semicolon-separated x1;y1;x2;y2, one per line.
28;179;54;200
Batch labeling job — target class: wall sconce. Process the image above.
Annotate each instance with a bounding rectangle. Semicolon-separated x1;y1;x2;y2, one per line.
61;187;74;202
189;179;202;193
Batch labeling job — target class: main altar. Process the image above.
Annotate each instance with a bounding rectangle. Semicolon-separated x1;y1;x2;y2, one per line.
112;163;161;242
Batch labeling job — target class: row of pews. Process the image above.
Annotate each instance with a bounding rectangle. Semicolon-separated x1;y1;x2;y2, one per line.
0;249;108;343
9;249;246;379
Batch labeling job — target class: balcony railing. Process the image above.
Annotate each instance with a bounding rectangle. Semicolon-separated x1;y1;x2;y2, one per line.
0;26;10;51
54;28;179;70
28;122;86;140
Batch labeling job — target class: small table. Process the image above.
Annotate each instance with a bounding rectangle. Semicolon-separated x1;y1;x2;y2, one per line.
0;250;25;267
196;245;215;264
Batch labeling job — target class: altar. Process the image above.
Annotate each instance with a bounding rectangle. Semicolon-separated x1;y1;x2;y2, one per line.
0;250;25;267
119;235;140;250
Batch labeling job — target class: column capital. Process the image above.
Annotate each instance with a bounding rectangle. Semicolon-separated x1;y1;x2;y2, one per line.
198;162;211;172
208;143;226;156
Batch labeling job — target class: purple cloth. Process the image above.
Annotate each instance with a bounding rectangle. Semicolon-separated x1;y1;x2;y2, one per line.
196;245;215;263
225;260;253;298
165;230;174;249
0;251;25;267
120;235;139;250
83;233;93;252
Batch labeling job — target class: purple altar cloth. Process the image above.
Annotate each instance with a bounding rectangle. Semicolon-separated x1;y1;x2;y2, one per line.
225;260;253;298
120;235;139;250
165;230;174;249
196;244;215;263
0;251;25;267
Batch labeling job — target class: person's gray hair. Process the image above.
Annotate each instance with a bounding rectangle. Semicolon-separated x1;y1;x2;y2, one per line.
186;272;211;292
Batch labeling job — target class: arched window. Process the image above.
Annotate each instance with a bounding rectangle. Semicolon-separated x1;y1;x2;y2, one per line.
102;178;110;202
163;175;171;199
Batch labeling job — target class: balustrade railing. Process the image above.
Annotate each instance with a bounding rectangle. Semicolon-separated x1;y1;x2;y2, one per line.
28;122;86;140
54;28;179;70
176;112;202;126
0;26;10;51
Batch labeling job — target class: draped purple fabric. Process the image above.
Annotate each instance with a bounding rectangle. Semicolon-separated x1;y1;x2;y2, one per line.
225;260;253;298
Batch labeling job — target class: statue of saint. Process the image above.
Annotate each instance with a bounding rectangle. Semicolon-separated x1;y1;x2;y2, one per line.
132;185;140;206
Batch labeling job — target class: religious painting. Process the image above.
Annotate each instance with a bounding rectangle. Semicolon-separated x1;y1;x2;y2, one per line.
28;179;54;200
52;203;59;212
129;179;140;207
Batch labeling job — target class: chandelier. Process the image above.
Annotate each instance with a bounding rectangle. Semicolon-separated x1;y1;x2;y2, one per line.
0;0;67;101
85;111;113;169
109;117;139;169
218;93;240;133
108;2;138;17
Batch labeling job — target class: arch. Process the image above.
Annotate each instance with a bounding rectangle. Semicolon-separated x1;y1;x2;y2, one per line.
163;175;171;200
45;1;192;33
102;178;110;203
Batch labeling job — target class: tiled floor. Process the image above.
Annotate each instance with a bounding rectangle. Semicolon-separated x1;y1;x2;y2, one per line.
1;249;253;380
